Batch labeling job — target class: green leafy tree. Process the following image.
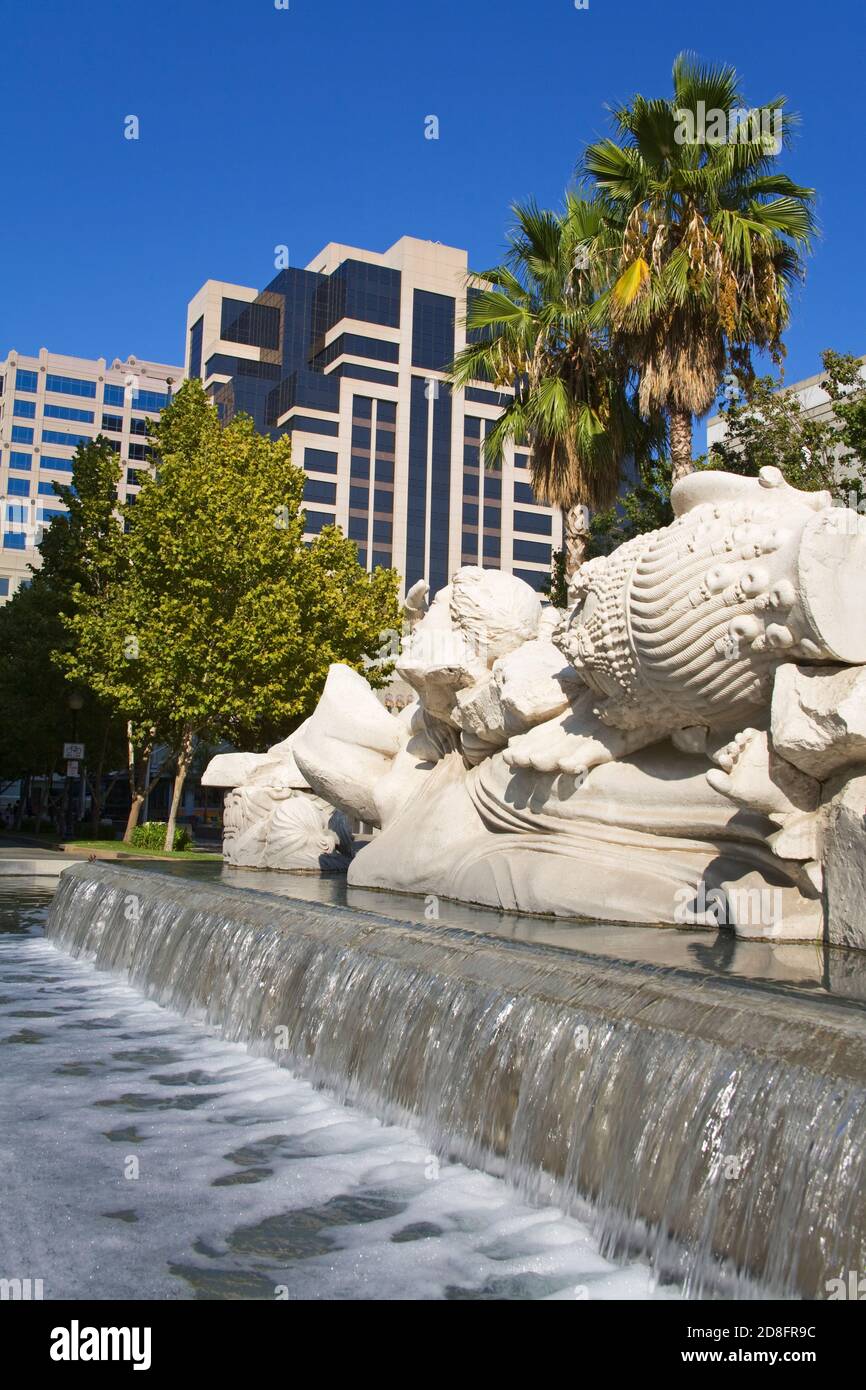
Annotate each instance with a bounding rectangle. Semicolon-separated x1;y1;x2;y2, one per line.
449;195;661;578
706;355;866;504
67;382;399;851
583;52;815;481
588;350;866;557
0;438;127;834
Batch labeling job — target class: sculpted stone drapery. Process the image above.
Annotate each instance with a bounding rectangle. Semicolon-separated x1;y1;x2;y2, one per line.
259;468;866;945
202;724;354;872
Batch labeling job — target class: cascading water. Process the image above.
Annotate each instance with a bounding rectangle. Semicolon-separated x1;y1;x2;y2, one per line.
47;862;866;1299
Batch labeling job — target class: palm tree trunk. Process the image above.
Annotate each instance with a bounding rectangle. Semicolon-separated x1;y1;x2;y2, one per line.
563;503;590;584
669;409;694;482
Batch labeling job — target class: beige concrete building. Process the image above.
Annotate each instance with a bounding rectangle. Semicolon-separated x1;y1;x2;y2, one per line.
0;349;182;601
185;236;562;599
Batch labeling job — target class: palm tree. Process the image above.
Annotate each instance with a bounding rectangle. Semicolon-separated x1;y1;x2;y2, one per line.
583;53;815;481
449;195;659;579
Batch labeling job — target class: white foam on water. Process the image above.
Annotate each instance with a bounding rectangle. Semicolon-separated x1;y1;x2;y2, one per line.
0;892;679;1302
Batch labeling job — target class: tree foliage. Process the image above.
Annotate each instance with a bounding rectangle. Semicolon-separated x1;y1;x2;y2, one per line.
65;382;400;847
582;52;816;478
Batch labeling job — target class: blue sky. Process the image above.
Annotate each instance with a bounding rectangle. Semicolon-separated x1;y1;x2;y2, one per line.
1;0;862;401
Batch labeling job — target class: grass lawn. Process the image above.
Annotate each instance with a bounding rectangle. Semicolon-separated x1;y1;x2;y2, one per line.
1;830;220;862
67;840;221;862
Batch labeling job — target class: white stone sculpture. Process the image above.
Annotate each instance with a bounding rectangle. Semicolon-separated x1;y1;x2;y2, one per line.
203;722;354;872
289;467;866;945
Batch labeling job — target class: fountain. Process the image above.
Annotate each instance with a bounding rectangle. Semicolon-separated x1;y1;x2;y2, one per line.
46;467;866;1297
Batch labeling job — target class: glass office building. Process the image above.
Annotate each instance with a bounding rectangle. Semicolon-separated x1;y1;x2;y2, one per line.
185;237;562;599
0;349;182;601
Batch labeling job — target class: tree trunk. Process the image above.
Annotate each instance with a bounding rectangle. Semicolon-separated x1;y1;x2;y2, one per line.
669;408;694;482
563;503;591;584
124;794;144;843
163;727;194;853
123;721;155;843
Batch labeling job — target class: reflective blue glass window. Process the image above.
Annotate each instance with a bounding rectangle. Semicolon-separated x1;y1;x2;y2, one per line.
514;510;552;536
42;431;89;447
14;399;36;419
288;415;339;436
370;551;392;569
8;476;30;496
334;364;398;387
303;448;338;474
103;385;125;406
38;480;61;496
9;451;31;470
3;533;25;550
485;475;502;500
44;403;94;423
189;316;204;379
303;478;337;506
131;390;168;413
101;414;124;433
0;577;8;595
513;539;551;564
514;481;536;504
11;426;34;444
15;369;38;392
45;374;96;398
6;504;28;524
40;456;74;472
302;509;332;534
38;508;67;522
411;290;455;371
221;298;281;351
372;519;392;544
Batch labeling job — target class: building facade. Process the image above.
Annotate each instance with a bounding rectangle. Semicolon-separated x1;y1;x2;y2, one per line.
185;237;562;598
0;349;183;601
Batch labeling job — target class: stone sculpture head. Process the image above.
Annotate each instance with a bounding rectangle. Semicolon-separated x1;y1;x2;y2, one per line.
557;467;866;735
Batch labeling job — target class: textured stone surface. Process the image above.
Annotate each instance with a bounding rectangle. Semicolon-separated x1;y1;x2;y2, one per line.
203;722;353;872
772;663;866;779
287;470;866;945
823;772;866;950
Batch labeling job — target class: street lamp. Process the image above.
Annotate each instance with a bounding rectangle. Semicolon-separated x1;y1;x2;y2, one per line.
66;690;85;836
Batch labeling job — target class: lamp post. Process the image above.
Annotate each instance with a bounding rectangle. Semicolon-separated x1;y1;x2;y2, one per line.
66;690;84;837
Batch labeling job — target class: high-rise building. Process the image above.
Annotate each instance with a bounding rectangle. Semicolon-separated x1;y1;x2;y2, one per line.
0;349;183;601
185;237;562;598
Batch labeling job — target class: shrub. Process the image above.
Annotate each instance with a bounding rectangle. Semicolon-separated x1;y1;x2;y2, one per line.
130;822;192;852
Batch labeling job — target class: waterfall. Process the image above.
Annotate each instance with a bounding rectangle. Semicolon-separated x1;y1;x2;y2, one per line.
47;863;866;1299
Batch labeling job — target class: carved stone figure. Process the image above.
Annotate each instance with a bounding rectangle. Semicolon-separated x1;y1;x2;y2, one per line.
203;723;354;872
290;468;866;945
